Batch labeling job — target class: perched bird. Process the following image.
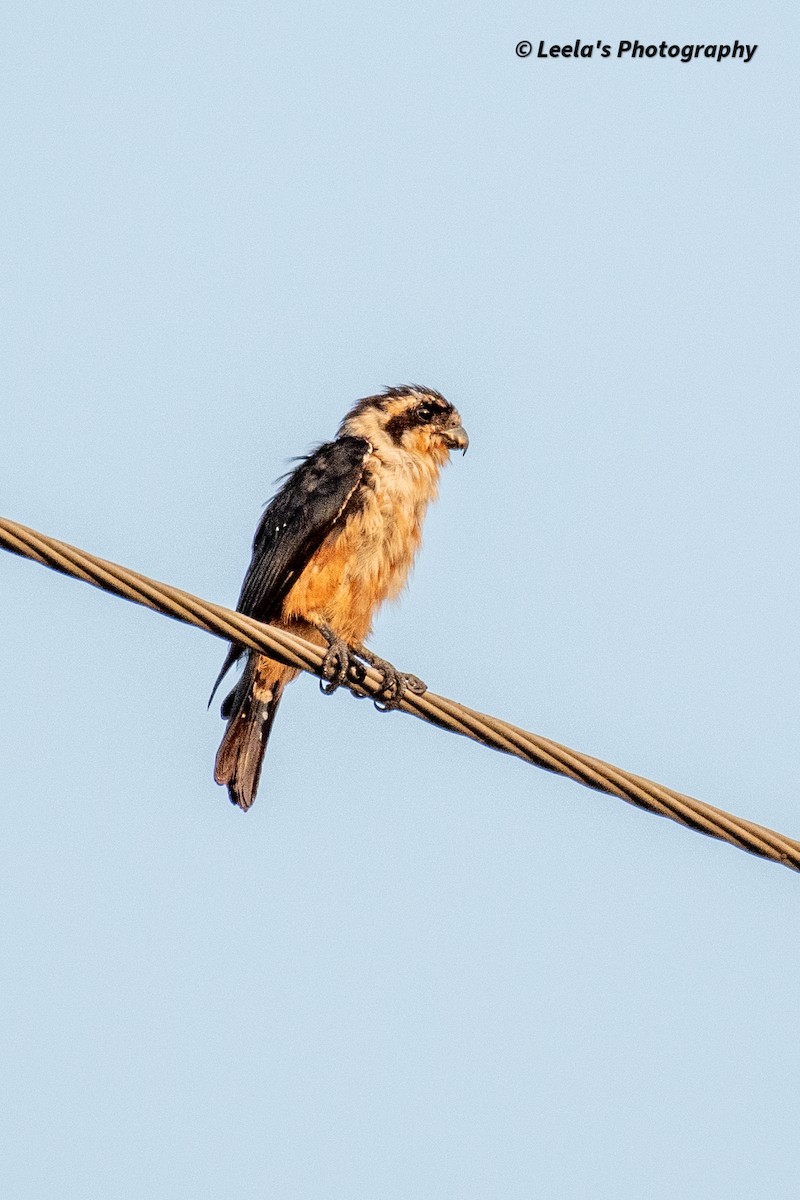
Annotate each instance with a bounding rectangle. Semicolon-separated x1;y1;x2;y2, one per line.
211;384;468;811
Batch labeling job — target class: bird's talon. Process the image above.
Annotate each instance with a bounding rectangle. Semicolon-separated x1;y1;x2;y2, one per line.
318;630;425;709
371;666;423;712
404;674;427;696
319;637;353;696
347;660;367;686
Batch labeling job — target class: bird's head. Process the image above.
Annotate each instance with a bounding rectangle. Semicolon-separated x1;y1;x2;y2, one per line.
339;385;468;465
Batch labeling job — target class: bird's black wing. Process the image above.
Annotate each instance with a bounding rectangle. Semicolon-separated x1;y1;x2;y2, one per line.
210;436;371;702
237;435;371;618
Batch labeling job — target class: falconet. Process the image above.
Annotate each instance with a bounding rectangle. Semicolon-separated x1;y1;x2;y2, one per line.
211;385;468;810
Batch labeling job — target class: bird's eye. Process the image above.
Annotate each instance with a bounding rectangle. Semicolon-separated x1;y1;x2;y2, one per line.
416;402;435;423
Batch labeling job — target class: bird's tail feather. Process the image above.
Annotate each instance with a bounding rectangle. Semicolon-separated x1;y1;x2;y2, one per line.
214;658;285;811
208;642;242;710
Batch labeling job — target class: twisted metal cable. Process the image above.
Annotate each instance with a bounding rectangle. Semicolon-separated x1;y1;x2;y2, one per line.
1;514;798;873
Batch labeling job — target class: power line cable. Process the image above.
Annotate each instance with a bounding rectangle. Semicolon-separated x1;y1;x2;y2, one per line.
1;515;797;872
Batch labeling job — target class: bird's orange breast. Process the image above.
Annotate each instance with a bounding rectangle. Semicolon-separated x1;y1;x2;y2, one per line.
280;450;441;643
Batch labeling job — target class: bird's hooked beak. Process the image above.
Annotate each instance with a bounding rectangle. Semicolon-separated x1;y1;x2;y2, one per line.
441;424;469;454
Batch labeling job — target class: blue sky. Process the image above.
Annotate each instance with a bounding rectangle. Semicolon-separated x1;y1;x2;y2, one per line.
2;1;798;1196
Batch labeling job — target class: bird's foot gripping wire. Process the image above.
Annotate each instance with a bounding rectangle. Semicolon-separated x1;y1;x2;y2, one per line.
317;625;427;711
318;628;363;695
355;644;427;712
